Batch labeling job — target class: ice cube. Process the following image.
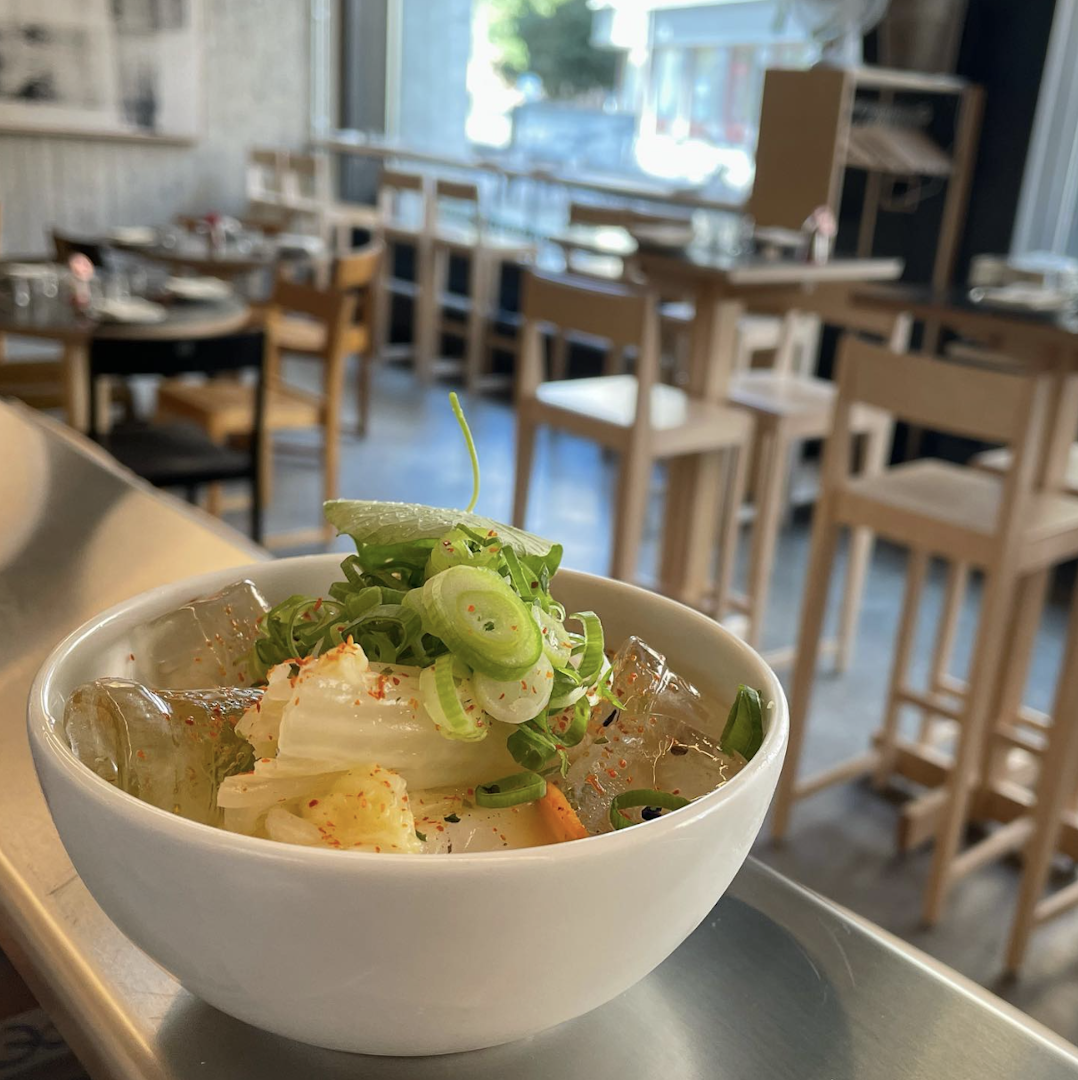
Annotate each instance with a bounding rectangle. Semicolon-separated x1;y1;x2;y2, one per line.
130;580;269;689
558;637;740;834
63;679;260;825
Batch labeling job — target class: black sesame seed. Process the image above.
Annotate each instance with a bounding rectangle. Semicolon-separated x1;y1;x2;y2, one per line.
641;806;664;821
670;743;689;756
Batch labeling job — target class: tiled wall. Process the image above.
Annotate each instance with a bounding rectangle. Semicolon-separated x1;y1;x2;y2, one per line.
0;0;310;255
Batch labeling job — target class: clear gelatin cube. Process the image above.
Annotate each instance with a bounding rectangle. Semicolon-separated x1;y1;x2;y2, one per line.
130;579;270;689
63;678;261;825
608;635;713;731
559;636;741;834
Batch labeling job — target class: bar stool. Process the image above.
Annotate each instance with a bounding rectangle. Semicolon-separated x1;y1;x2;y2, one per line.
771;335;1078;926
1004;584;1078;972
724;291;913;664
916;343;1078;749
371;168;432;367
513;270;753;609
419;178;533;390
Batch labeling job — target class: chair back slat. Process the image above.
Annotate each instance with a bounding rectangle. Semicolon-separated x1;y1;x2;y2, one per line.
270;279;355;336
569;203;687;229
436;178;479;204
333;241;383;290
522;270;648;349
380;168;425;193
247;148;286;201
837;336;1034;445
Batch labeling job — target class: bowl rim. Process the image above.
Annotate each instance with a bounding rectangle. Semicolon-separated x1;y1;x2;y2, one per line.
28;554;788;870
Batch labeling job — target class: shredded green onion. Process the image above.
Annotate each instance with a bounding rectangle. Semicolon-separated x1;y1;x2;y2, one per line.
450;391;480;514
475;770;547;808
609;790;691;830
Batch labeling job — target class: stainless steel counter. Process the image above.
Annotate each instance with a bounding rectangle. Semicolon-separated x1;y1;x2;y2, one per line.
2;398;1077;1080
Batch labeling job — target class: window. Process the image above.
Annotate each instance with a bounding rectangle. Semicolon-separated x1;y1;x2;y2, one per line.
329;0;815;197
1012;0;1078;256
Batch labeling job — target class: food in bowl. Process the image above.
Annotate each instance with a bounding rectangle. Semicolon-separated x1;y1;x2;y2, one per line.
62;396;770;856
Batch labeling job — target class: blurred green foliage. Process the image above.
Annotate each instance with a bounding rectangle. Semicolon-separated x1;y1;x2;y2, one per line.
485;0;618;99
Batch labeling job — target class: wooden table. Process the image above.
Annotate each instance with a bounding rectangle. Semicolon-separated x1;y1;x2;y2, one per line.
124;237;322;281
853;284;1078;859
633;249;905;606
0;294;251;431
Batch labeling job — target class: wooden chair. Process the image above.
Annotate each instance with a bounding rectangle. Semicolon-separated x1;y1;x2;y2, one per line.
772;335;1078;927
724;288;913;663
513;270;753;606
246;149;287;213
371;168;431;366
420;177;533;390
156;263;368;543
90;330;268;541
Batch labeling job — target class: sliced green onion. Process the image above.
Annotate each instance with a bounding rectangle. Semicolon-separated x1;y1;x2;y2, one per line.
719;685;764;761
533;605;573;669
423;565;542;679
419;653;488;742
570;611;604;683
450;392;480;514
473;652;554;724
506;720;559;771
502;546;536;601
475;771;546;808
609;790;691;831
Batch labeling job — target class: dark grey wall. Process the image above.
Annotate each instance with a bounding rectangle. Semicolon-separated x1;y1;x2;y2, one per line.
954;0;1058;273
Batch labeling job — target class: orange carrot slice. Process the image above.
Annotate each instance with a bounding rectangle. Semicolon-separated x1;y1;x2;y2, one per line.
538;784;589;843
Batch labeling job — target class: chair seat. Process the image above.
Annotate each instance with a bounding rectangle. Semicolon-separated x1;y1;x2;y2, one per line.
838;459;1078;571
974;443;1078;496
728;370;886;437
96;421;252;488
275;315;327;353
533;373;752;457
158;380;321;436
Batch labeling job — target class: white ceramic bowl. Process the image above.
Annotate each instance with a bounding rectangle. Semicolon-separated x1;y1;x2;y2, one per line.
28;555;788;1056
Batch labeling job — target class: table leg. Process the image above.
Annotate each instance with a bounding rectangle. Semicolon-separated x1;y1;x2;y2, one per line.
657;292;742;604
413;239;438;383
61;339;89;432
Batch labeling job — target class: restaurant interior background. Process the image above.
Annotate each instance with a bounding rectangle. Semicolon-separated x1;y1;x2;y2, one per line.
5;0;1078;1074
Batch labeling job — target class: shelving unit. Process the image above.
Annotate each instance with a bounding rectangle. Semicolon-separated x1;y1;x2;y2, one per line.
753;66;984;296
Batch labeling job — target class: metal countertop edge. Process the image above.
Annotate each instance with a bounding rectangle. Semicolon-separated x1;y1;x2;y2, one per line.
740;860;1078;1064
0;845;167;1080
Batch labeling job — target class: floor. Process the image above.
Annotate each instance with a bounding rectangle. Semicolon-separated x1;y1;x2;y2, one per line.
251;358;1078;1045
